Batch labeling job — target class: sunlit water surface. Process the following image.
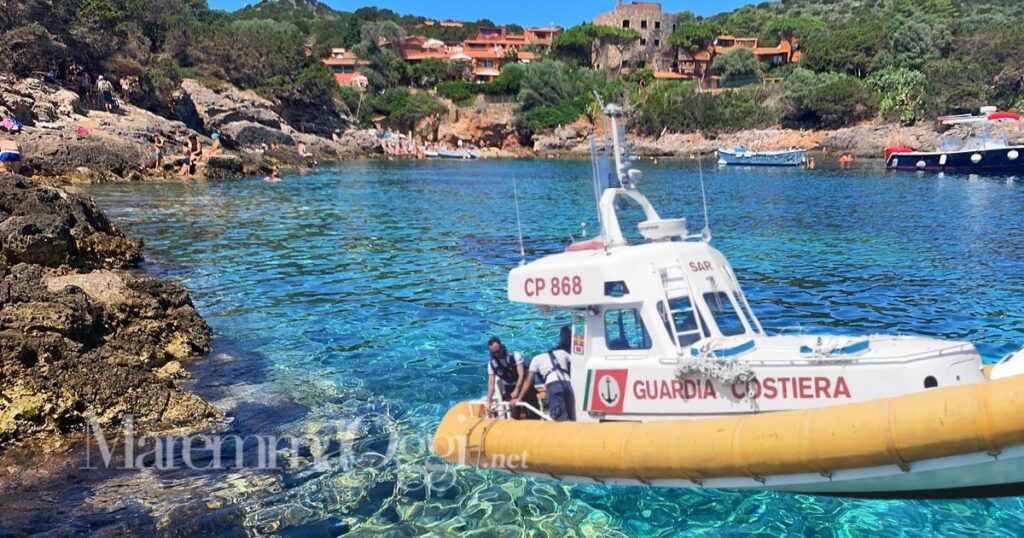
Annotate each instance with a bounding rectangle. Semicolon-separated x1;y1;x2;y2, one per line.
8;159;1024;536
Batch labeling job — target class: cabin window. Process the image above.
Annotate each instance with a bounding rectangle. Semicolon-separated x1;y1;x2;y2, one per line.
703;292;746;336
604;281;630;297
658;297;708;348
604;308;651;350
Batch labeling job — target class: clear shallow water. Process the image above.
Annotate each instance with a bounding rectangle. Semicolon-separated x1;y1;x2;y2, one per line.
15;160;1024;535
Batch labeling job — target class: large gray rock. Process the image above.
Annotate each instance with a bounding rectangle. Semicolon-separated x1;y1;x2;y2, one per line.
218;120;295;148
0;174;142;270
173;79;284;135
0;76;82;126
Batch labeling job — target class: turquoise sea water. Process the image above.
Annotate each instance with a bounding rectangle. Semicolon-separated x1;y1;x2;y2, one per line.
15;159;1024;535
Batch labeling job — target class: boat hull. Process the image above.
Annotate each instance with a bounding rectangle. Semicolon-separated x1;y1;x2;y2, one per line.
886;147;1024;174
717;149;806;166
436;149;478;159
433;372;1024;496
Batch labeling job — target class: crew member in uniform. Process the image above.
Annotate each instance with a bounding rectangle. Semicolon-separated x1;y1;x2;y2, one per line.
485;336;538;419
515;327;575;421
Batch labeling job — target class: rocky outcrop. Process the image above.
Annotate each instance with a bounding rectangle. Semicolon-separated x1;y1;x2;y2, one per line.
436;97;523;149
0;77;82;126
172;79;284;141
2;74;372;183
0;174;218;448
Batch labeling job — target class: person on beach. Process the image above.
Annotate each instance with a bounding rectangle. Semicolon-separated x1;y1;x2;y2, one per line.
485;336;539;419
97;76;115;113
514;327;575;421
152;135;164;170
0;138;22;174
177;134;202;178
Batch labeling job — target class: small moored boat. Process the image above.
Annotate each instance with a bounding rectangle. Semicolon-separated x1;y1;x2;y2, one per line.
886;106;1024;174
433;103;1024;498
717;147;806;166
436;148;480;159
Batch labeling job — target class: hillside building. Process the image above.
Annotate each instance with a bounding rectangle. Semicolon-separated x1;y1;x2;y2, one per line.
593;1;677;71
322;48;369;90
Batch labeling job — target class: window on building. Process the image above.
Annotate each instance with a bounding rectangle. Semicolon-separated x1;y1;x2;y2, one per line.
672;24;677;31
655;21;661;30
703;292;747;336
640;38;647;46
641;20;648;29
479;60;494;68
773;55;784;65
604;308;651;350
342;66;355;73
622;20;630;29
331;66;344;74
654;39;660;47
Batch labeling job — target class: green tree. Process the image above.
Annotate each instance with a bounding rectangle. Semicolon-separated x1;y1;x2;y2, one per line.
783;70;878;128
874;18;952;70
801;19;887;77
763;16;824;43
410;58;449;87
866;67;925;124
711;47;760;87
670;21;716;54
710;5;775;36
550;24;639;71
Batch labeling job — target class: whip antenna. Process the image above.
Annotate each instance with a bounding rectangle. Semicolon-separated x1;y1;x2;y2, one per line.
696;147;711;242
513;177;526;266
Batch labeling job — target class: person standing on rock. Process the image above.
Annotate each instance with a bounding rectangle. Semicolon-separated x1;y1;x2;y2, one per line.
178;134;202;179
0;138;21;174
77;71;91;107
152;135;164;170
120;77;132;103
97;76;115;113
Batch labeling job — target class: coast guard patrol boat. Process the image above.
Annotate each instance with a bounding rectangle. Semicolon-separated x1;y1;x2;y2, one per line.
434;103;1024;497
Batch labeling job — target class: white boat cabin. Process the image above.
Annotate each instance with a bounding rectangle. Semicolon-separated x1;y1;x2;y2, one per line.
507;106;986;423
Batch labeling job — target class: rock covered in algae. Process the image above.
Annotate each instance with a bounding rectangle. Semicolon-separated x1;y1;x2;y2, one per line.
0;173;220;448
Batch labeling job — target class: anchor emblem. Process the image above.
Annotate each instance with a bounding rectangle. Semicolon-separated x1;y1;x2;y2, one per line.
597;374;620;406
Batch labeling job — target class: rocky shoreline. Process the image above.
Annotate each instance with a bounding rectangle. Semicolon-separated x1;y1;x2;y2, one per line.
0;173;219;450
1;75;379;184
7;73;1024;184
529;119;1024;159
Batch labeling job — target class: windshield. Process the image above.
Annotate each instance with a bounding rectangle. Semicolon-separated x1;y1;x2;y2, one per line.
703;292;747;336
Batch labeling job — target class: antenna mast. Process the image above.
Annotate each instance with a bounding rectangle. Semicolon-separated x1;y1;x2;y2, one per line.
513;177;526;266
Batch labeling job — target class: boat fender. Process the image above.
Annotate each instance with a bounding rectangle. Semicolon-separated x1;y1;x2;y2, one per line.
916;160;926;170
939;154;948;166
971;153;983;164
890;157;898;168
1009;150;1019;161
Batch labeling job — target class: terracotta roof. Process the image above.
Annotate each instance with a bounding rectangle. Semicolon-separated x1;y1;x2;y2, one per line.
653;71;687;79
